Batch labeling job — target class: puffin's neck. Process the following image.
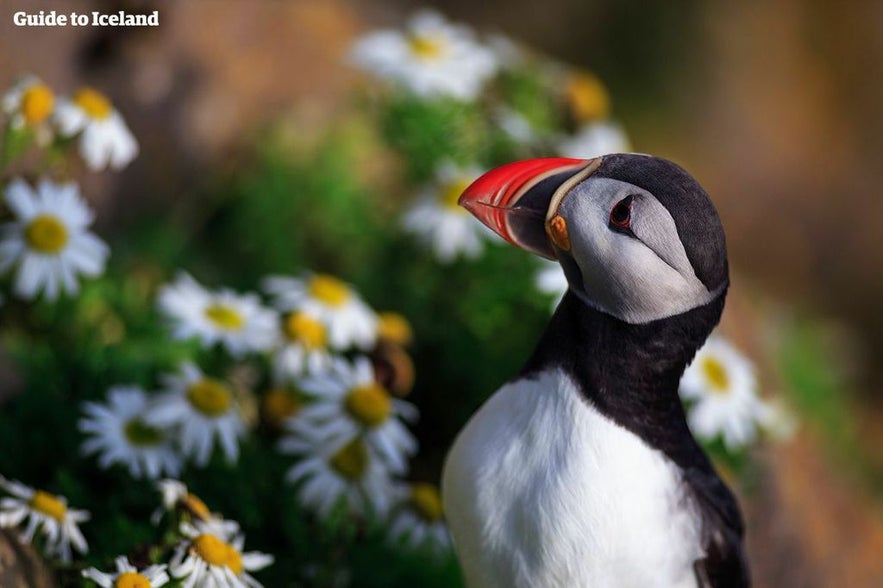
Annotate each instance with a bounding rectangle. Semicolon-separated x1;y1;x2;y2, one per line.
520;290;727;470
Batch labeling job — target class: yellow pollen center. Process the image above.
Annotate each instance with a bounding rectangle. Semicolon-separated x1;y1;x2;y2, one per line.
330;438;369;480
123;418;163;446
225;544;244;575
187;378;233;416
114;572;151;588
701;357;730;393
408;34;446;60
192;533;229;567
183;493;211;520
345;384;392;427
410;483;444;523
262;389;302;429
441;178;473;210
25;215;68;254
204;304;245;331
74;87;112;120
284;312;327;349
377;312;413;346
29;491;66;522
565;72;610;123
20;83;54;125
307;274;351;307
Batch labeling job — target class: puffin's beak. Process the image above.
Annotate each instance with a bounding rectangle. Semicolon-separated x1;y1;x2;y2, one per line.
459;157;601;259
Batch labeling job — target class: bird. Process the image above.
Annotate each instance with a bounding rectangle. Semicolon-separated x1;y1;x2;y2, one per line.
441;154;748;588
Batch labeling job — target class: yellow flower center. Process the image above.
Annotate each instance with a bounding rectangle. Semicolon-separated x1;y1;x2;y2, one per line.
441;177;473;210
192;533;229;567
187;378;233;416
284;312;327;349
701;357;730;393
225;543;244;576
377;312;413;346
408;34;446;60
183;493;211;520
123;418;163;446
204;304;245;331
74;87;112;120
329;438;369;480
20;83;54;125
115;572;151;588
345;384;392;427
565;72;610;123
307;274;351;307
25;215;68;254
29;491;66;522
409;483;444;523
262;389;302;428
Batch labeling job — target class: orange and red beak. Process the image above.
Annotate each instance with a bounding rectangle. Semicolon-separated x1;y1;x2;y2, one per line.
458;157;601;259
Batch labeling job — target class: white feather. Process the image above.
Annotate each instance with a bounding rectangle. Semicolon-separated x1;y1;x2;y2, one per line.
442;368;703;588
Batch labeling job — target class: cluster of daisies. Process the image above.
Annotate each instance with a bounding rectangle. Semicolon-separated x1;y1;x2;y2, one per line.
349;10;630;267
78;270;450;556
0;476;273;587
0;76;138;302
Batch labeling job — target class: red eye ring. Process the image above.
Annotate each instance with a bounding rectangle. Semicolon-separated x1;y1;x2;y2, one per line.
609;195;634;229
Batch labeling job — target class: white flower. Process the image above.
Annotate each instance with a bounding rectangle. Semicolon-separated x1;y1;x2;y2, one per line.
262;273;378;350
534;259;568;311
2;76;55;142
757;397;798;442
158;272;278;357
289;357;418;474
0;178;109;301
170;521;273;588
0;476;89;562
272;307;334;382
79;386;183;479
280;433;393;518
680;336;765;450
152;480;240;536
82;556;169;588
556;121;631;159
402;162;496;263
350;10;498;100
54;86;138;170
389;482;451;555
146;363;246;467
494;107;538;143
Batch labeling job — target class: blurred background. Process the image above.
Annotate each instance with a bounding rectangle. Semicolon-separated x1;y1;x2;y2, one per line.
2;0;883;586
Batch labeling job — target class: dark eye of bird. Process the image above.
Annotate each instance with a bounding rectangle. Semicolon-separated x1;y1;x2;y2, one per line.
609;195;633;229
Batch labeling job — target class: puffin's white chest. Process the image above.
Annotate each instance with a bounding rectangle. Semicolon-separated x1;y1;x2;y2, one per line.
442;369;703;588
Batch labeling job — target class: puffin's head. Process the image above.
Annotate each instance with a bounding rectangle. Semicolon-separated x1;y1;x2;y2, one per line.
460;154;728;324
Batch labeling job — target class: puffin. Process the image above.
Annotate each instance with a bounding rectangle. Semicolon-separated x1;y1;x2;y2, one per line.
442;154;748;588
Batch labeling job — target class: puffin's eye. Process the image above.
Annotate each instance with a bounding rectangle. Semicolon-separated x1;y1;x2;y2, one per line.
609;195;634;229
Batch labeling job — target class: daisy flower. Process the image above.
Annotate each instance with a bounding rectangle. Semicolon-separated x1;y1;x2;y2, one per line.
402;162;495;263
0;178;109;301
0;476;89;562
146;363;246;467
376;312;413;347
289;357;417;474
260;386;305;431
680;336;765;450
2;76;55;143
389;482;451;554
279;434;393;517
152;479;239;537
349;10;498;101
170;521;273;588
158;272;278;357
79;385;183;479
54;86;138;171
556;120;631;159
272;307;333;381
262;272;378;351
534;258;569;311
82;557;169;588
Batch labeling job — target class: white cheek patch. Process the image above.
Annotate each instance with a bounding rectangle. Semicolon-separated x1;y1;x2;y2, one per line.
558;178;720;324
